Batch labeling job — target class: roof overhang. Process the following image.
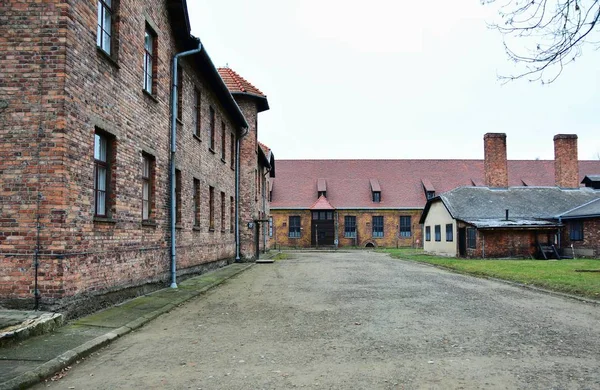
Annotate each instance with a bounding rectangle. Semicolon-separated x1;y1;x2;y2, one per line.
231;92;270;113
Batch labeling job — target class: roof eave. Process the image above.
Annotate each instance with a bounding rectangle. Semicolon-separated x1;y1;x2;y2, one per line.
231;92;270;112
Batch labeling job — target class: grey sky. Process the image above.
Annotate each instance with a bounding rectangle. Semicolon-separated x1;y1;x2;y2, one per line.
187;0;600;161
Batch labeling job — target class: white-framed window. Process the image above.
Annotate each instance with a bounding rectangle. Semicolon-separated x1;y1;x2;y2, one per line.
143;27;156;94
96;0;113;54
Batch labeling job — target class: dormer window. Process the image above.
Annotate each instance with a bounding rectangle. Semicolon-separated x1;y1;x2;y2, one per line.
422;178;435;201
317;178;327;199
373;191;381;202
370;178;381;203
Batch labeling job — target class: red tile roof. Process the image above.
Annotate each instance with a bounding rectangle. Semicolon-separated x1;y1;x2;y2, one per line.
217;67;266;97
270;160;600;209
309;195;335;210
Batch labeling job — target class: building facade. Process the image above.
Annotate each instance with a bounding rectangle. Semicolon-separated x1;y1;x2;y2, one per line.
271;134;600;250
0;0;270;311
420;134;600;258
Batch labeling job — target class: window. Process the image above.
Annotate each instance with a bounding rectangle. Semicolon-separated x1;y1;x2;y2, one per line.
230;133;235;168
143;27;156;94
209;186;215;231
209;106;215;150
97;0;113;55
175;169;182;224
194;88;201;137
318;191;326;198
142;154;154;221
446;224;453;242
399;216;411;237
221;121;226;160
570;221;583;241
176;65;183;120
94;132;110;217
425;226;431;241
230;196;235;233
313;211;333;220
373;191;381;203
435;225;441;241
289;216;301;238
255;169;258;201
467;228;476;249
269;216;273;237
193;179;200;227
344;216;356;238
426;191;435;200
372;216;384;238
220;192;225;232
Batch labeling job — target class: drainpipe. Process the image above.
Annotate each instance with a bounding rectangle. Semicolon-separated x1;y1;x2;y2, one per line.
170;44;202;289
235;127;250;261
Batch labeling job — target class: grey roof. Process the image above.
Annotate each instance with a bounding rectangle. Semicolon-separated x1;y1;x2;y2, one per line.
582;175;600;182
463;219;560;229
439;186;600;222
558;198;600;219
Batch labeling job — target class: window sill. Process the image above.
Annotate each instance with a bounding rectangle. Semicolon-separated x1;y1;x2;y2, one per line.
94;216;116;224
96;47;120;69
221;229;226;233
221;158;227;164
208;147;216;154
193;134;202;143
142;220;158;227
176;118;183;126
209;228;215;233
143;89;159;103
231;166;235;171
193;225;201;231
175;224;184;230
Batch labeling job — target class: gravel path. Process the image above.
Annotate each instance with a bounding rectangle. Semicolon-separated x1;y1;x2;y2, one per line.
36;251;600;389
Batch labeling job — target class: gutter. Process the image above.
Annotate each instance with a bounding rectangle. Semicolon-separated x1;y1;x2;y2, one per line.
170;43;203;289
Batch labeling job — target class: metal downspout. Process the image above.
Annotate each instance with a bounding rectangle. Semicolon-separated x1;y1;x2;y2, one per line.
235;127;249;261
170;44;202;289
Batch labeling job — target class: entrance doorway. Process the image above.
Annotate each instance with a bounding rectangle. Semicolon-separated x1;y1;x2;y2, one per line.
458;228;466;257
311;210;335;246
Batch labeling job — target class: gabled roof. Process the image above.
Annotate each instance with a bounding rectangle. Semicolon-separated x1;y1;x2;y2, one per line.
217;68;269;112
558;198;600;219
258;142;275;177
309;195;335;210
419;186;600;224
270;160;600;209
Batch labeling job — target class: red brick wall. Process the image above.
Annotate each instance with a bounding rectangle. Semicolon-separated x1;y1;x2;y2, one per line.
484;133;508;188
466;229;556;258
271;209;423;248
554;134;579;188
1;0;242;306
561;218;600;258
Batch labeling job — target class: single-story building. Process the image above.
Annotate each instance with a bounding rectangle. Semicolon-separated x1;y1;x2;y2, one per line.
419;186;600;258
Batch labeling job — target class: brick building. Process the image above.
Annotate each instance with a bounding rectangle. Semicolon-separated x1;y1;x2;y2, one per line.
420;134;600;258
270;134;600;250
0;0;271;311
218;68;274;260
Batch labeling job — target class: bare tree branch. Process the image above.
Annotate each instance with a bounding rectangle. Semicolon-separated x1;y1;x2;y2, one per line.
483;0;600;83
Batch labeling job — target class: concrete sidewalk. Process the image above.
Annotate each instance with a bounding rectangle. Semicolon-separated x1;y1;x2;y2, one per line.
0;263;252;390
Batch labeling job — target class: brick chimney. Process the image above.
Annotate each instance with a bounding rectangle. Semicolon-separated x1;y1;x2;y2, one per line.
554;134;579;188
484;133;508;188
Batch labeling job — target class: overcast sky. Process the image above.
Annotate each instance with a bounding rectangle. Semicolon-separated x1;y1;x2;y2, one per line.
187;0;600;161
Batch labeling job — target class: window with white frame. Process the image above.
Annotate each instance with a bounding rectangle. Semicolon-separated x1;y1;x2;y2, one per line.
97;0;113;55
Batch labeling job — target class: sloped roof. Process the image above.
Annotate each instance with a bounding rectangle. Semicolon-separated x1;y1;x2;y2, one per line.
270;159;600;209
217;67;269;112
317;178;327;192
309;195;335;210
463;219;560;229
435;187;600;223
558;198;600;219
258;142;275;177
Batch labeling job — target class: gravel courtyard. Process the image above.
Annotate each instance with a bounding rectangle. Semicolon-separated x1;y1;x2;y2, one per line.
37;251;600;389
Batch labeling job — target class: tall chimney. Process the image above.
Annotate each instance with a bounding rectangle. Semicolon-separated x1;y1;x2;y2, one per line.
554;134;579;188
484;133;508;188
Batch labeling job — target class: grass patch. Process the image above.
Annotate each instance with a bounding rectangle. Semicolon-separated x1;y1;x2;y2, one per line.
271;252;290;261
378;248;600;299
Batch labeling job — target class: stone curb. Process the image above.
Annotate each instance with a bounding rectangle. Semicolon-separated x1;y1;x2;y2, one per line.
0;263;253;390
396;257;600;305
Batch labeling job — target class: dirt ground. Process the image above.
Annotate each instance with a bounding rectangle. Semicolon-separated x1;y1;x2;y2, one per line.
35;251;600;389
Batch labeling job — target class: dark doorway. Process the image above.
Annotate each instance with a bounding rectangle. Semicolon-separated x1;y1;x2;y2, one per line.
311;210;335;246
458;227;466;257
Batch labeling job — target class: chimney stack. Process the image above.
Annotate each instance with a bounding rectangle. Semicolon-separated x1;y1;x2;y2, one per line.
554;134;579;188
484;133;508;188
